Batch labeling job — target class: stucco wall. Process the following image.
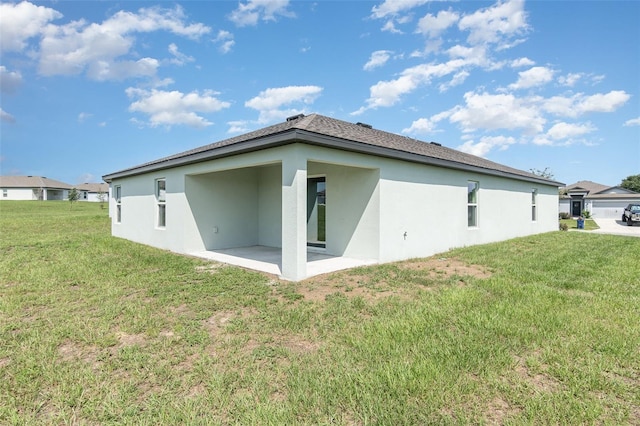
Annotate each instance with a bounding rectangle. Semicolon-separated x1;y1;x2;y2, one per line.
109;142;559;277
1;188;35;200
308;161;380;260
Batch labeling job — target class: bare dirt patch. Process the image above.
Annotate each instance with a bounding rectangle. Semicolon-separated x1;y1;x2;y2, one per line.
58;340;101;367
195;263;226;274
513;354;562;393
484;396;521;425
401;257;492;279
288;256;491;303
203;308;257;336
114;331;147;348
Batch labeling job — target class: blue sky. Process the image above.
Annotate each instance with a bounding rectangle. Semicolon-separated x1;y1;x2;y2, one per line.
1;0;638;187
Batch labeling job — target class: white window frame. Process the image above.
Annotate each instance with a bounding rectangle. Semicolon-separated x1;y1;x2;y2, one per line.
531;189;538;221
114;185;122;223
468;181;479;228
156;178;166;229
2;189;7;198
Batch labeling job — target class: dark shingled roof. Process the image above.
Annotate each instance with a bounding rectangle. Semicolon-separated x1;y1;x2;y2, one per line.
103;114;562;186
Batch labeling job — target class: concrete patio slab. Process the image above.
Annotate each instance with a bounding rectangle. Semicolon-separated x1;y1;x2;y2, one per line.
190;246;377;279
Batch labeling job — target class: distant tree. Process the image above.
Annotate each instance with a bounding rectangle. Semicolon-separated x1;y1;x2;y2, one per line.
96;191;107;209
620;174;640;193
530;167;555;180
68;188;79;209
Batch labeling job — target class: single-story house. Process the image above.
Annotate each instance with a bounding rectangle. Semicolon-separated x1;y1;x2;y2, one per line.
0;175;72;201
559;180;640;219
75;182;110;202
103;114;562;281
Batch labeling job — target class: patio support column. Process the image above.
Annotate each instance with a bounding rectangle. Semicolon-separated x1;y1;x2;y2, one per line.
281;148;307;281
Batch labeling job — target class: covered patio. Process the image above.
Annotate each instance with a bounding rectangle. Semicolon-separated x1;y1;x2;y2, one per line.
190;246;377;279
184;148;380;281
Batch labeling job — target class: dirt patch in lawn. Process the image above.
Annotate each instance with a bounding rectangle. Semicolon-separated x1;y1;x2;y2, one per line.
58;340;101;367
288;256;491;303
513;353;562;393
400;257;492;279
203;308;257;336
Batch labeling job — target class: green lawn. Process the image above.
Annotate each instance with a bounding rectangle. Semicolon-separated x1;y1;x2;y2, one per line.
1;201;638;424
560;218;600;231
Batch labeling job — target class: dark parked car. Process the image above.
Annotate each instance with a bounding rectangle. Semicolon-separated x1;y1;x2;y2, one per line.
622;204;640;226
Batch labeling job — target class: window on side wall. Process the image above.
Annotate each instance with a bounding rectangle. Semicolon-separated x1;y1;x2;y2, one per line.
156;179;166;228
468;181;479;227
115;185;122;223
531;189;537;221
2;189;7;198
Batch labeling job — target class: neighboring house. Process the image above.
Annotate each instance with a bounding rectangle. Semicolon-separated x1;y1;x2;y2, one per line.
559;180;640;219
103;114;561;281
75;182;109;202
0;175;72;201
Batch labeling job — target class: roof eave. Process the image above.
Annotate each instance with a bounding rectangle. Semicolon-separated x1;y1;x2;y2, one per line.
103;128;562;187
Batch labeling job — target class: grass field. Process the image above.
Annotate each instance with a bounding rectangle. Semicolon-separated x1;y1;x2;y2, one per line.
1;201;638;425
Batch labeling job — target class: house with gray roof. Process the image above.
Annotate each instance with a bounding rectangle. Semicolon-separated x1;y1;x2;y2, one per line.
75;182;110;202
560;180;640;219
0;176;72;201
103;114;562;281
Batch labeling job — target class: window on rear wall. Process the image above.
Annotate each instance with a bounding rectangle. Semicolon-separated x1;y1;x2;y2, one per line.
531;189;538;221
114;185;122;223
468;181;479;227
156;179;166;228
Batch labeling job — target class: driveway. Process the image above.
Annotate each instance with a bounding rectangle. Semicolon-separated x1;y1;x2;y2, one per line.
591;218;640;237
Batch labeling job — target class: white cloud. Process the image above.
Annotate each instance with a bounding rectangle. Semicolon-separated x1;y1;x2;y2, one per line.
0;66;23;94
227;120;251;134
126;87;230;128
575;90;630;114
228;0;294;27
449;91;545;134
1;108;16;124
509;66;554;90
78;112;92;123
546;121;596;140
457;135;517;157
356;60;469;113
245;85;323;123
439;70;470;92
458;0;529;47
213;30;235;54
364;50;393;71
510;57;534;68
0;1;62;52
402;111;450;134
558;72;582;87
542;91;631;118
381;20;403;34
37;5;210;80
371;0;430;19
168;43;194;65
416;9;459;38
624;117;640;127
78;173;95;183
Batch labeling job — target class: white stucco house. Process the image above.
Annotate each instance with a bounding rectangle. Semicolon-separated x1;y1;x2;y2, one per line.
559;180;640;219
103;114;561;281
0;176;71;201
75;182;110;202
